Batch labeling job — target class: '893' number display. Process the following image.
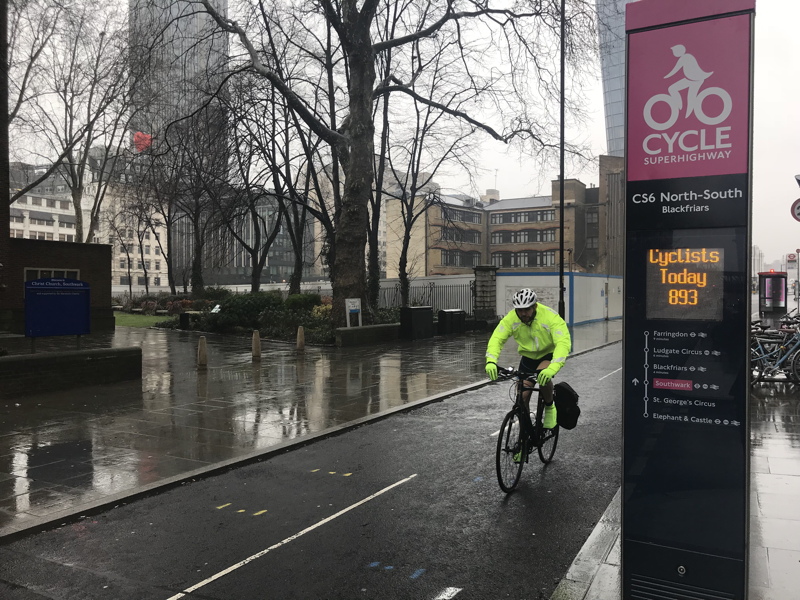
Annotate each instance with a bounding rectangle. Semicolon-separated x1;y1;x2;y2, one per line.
645;248;725;321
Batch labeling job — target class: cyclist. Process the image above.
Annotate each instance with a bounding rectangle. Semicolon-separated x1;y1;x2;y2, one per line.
485;288;572;429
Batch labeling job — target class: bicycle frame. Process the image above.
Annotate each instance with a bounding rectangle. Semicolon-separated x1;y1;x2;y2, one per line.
494;366;560;493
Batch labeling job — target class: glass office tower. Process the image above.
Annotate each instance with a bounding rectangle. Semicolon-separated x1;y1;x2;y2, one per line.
596;0;639;157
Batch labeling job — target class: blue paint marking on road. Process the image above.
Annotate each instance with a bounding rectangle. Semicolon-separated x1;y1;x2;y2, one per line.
473;477;483;482
368;562;380;568
383;566;394;570
410;568;426;579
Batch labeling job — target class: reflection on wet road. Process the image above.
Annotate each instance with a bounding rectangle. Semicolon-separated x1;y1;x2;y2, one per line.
0;322;622;536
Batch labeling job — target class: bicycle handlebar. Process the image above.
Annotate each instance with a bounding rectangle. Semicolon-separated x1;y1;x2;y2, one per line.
496;366;541;381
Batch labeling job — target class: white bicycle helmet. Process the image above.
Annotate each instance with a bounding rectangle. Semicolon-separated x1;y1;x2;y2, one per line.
512;288;537;309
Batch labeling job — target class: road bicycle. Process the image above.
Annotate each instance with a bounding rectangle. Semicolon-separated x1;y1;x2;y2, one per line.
494;366;559;493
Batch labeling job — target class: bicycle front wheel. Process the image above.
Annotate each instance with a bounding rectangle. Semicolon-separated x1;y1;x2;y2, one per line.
537;424;560;464
496;410;526;493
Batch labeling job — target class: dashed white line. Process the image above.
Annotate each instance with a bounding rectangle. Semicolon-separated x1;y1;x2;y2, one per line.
434;587;463;599
165;474;418;600
599;367;622;381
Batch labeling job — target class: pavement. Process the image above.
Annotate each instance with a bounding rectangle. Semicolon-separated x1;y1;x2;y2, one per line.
0;318;797;600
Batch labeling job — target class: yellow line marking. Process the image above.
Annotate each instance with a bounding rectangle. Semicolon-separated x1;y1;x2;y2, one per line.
310;469;320;472
328;472;336;475
216;503;231;510
343;473;352;477
253;510;268;516
237;510;246;513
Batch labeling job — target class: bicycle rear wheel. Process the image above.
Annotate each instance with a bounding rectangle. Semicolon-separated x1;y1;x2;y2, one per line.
537;424;560;464
496;410;526;493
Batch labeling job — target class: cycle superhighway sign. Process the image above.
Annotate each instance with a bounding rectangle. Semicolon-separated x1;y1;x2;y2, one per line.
623;1;754;598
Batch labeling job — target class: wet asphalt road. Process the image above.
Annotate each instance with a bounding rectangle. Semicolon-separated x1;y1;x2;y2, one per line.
0;344;622;600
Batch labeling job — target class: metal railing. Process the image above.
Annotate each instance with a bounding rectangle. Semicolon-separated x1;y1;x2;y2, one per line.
378;281;474;315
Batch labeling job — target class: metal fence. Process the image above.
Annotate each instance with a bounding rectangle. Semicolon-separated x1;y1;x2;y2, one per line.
114;280;475;315
378;281;474;315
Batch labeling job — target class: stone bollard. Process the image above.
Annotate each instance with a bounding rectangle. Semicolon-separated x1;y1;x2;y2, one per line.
197;336;208;369
252;330;262;361
296;325;305;351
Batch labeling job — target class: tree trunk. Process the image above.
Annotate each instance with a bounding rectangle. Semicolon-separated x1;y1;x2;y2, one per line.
250;249;263;293
289;251;303;295
330;40;375;327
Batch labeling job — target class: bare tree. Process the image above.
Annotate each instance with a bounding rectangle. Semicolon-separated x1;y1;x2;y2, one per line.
10;2;139;246
197;0;596;325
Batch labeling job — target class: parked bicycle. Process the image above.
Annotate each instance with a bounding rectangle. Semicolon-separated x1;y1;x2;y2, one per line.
494;366;559;493
750;314;800;384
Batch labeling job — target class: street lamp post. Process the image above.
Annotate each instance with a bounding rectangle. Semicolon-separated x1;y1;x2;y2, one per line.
557;0;566;319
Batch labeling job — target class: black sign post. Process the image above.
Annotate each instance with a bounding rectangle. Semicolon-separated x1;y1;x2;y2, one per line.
623;1;754;598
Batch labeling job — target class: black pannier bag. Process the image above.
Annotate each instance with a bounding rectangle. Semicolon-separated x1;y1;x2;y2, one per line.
553;381;581;430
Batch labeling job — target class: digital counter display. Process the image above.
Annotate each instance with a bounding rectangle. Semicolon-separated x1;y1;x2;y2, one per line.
646;248;724;321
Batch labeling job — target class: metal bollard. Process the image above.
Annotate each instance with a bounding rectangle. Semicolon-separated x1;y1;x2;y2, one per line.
252;330;262;361
296;325;305;351
197;335;208;369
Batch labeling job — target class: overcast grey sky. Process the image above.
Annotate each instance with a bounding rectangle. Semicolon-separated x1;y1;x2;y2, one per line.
466;1;798;266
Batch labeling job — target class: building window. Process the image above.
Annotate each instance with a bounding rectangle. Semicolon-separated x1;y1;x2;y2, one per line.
137;260;144;269
60;201;70;210
26;268;79;280
586;236;599;249
154;277;161;286
537;229;557;242
119;259;126;268
30;217;52;226
137;276;148;286
145;245;151;255
120;276;131;285
439;227;481;244
155;246;161;255
47;198;56;208
144;231;150;240
11;215;24;223
586;210;599;224
64;222;75;229
58;234;75;242
16;196;26;204
441;250;461;266
441;207;481;224
145;260;151;270
155;261;161;271
32;197;42;206
491;252;513;268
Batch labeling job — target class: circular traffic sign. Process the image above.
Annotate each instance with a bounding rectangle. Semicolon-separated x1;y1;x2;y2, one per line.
792;198;800;222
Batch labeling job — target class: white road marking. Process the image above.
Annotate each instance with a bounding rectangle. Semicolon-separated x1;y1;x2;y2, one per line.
164;474;418;600
599;367;622;381
434;588;463;599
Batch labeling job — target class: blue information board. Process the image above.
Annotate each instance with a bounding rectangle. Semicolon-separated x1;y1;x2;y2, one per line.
25;278;91;337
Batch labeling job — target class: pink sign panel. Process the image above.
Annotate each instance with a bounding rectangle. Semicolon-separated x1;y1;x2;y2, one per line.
652;378;693;392
627;15;752;182
626;0;755;32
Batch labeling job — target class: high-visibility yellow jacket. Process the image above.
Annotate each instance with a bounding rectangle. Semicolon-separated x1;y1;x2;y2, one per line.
485;304;572;374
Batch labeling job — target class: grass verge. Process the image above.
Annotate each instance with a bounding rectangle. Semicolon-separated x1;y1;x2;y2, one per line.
114;311;174;328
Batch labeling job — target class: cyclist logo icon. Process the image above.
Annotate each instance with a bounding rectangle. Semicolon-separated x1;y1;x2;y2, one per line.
644;44;732;131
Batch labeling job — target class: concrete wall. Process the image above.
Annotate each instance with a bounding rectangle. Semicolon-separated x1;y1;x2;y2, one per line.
0;347;142;399
495;271;623;326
